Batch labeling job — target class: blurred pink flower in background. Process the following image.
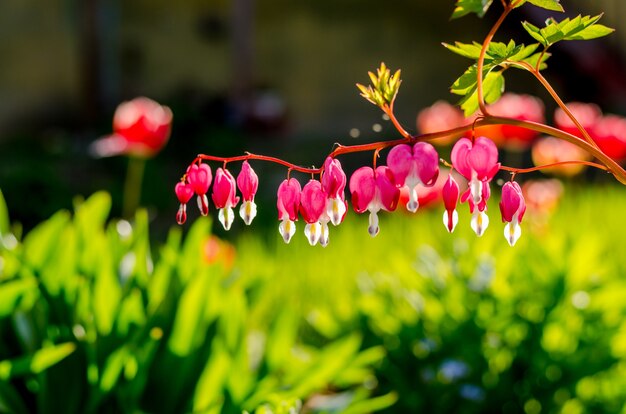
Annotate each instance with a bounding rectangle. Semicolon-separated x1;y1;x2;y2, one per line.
531;137;592;176
470;93;545;150
591;115;626;161
92;97;173;158
554;103;626;161
416;100;465;145
554;102;602;138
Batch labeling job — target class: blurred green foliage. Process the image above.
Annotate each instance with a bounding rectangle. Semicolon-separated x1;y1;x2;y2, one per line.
0;191;390;413
236;185;626;413
2;185;626;413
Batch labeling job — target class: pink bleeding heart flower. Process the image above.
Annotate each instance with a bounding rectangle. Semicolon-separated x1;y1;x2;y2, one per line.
212;168;240;230
349;166;399;237
441;174;460;233
451;137;500;236
92;97;172;158
554;102;602;139
174;182;194;225
276;178;302;243
236;161;259;225
499;181;526;246
321;157;348;226
387;142;439;213
300;180;328;246
187;163;213;216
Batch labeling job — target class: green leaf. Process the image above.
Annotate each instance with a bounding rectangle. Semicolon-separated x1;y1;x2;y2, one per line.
192;339;230;412
450;65;483;96
442;42;482;60
522;21;547;46
459;70;505;116
0;342;76;380
524;0;563;12
522;14;614;47
0;277;39;318
508;43;540;62
342;392;399;414
567;24;614;40
0;189;9;237
99;346;129;393
451;0;494;19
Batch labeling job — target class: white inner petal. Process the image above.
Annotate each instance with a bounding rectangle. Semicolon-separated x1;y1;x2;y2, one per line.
304;222;322;246
279;219;296;243
368;211;380;237
327;197;346;226
470;177;482;205
443;209;459;233
407;186;419;213
470;211;489;237
239;200;257;225
319;221;329;247
504;219;522;247
218;207;235;230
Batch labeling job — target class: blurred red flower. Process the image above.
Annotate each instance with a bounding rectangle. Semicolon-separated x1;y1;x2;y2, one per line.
92;97;173;158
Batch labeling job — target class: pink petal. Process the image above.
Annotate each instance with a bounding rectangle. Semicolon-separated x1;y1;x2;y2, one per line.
467;137;499;179
376;166;400;212
413;142;439;186
442;174;459;211
451;138;473;179
277;178;301;221
175;182;194;204
349;167;376;213
187;164;212;195
212;168;239;209
386;144;413;186
499;181;524;223
300;180;326;223
321;157;347;199
236;161;259;201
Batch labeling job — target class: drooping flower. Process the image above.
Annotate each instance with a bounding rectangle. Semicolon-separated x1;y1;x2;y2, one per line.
187;163;212;216
451;137;500;236
387;142;439;213
321;157;348;226
92;97;173;158
442;174;460;233
349;166;399;237
499;181;526;246
174;181;194;225
276;178;301;243
212;168;240;230
236;161;259;225
300;180;328;246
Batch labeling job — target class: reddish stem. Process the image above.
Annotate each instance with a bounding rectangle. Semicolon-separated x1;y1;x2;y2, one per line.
190;116;626;185
500;160;608;174
476;3;513;115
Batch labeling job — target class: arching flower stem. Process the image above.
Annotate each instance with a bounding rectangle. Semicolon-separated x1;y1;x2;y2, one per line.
190;113;626;185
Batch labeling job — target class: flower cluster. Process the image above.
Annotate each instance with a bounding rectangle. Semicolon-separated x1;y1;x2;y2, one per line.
175;137;530;247
175;161;257;230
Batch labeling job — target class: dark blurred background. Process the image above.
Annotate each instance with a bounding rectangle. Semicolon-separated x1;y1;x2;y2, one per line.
1;0;625;234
